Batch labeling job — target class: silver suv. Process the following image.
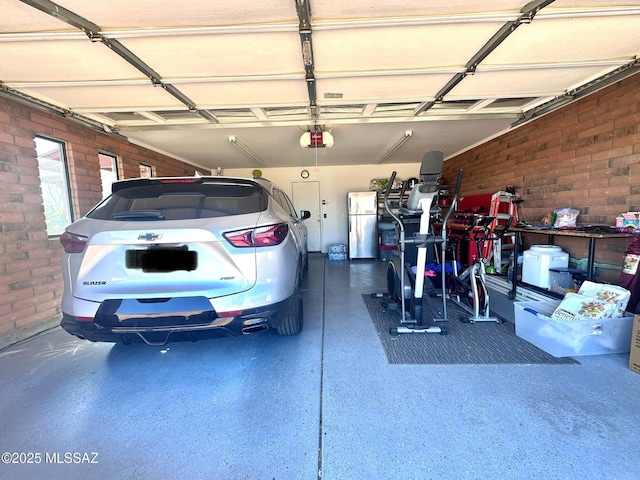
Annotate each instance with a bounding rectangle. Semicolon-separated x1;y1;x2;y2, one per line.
60;176;310;345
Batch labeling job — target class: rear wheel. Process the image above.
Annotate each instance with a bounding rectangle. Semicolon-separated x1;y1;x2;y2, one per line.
276;286;303;335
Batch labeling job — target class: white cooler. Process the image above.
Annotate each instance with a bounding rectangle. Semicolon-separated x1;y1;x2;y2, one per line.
522;245;569;289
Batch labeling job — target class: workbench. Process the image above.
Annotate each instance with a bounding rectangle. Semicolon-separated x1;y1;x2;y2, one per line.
508;226;634;299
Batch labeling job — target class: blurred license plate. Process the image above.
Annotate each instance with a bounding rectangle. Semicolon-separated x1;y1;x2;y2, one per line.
126;248;197;272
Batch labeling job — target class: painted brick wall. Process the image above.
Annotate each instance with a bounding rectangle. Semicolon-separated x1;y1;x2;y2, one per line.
0;96;198;347
442;73;640;282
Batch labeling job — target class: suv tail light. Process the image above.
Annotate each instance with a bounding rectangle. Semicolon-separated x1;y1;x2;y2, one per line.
224;224;289;247
60;231;88;253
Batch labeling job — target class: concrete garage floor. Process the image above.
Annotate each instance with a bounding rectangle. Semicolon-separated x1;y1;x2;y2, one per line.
1;253;639;480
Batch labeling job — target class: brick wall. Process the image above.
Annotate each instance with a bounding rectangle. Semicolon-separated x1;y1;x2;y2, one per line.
442;72;640;282
0;96;198;348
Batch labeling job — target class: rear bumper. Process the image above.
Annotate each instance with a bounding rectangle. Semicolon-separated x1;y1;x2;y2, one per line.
61;296;293;345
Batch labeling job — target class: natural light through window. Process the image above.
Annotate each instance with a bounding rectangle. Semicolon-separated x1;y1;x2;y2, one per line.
35;136;72;236
99;152;118;198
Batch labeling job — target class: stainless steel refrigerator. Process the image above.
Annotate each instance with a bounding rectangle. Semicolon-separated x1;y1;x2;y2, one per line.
347;191;378;259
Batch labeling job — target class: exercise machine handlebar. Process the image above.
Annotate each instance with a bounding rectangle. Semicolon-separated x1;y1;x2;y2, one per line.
383;171;402;228
441;168;464;228
439;168;464;322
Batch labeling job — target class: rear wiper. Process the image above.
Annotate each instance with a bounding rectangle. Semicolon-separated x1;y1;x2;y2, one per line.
111;210;165;220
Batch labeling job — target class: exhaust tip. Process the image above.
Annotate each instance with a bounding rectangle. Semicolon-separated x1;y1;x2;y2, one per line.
242;324;269;334
242;318;270;334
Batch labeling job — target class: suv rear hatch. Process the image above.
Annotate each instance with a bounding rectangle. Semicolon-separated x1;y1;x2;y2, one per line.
67;177;267;303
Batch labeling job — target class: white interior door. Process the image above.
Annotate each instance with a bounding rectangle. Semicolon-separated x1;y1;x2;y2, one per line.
292;181;321;252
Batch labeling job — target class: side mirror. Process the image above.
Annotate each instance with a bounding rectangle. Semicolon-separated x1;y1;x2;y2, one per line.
300;210;311;220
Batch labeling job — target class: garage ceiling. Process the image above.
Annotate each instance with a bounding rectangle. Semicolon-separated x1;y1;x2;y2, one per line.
1;0;639;171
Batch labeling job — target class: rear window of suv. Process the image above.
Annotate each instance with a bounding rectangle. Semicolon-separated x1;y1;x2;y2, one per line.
87;180;268;221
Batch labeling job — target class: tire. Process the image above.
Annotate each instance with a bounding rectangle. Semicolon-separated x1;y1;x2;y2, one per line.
276;287;303;335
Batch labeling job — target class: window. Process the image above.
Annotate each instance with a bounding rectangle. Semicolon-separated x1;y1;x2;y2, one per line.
35;136;73;236
87;179;267;221
99;152;118;198
139;163;153;178
273;189;298;219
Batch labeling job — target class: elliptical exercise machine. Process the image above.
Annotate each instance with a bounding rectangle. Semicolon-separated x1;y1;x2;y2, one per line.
383;151;463;334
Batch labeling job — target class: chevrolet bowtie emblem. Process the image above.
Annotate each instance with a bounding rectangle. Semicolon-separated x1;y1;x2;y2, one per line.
138;233;162;241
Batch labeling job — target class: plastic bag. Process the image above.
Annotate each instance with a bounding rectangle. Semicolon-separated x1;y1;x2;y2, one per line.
576;281;630;317
551;292;616;321
553;207;580;229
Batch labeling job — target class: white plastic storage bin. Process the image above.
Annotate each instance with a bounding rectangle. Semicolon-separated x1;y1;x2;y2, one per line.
514;300;634;357
522;245;569;289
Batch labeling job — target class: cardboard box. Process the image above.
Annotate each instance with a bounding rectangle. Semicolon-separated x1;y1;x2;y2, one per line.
514;300;634;358
630;314;640;375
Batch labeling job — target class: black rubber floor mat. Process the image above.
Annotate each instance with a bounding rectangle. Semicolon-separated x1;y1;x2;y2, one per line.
363;294;579;365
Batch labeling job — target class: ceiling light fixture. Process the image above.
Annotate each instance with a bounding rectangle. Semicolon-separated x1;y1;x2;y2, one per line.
378;131;413;164
228;136;267;167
